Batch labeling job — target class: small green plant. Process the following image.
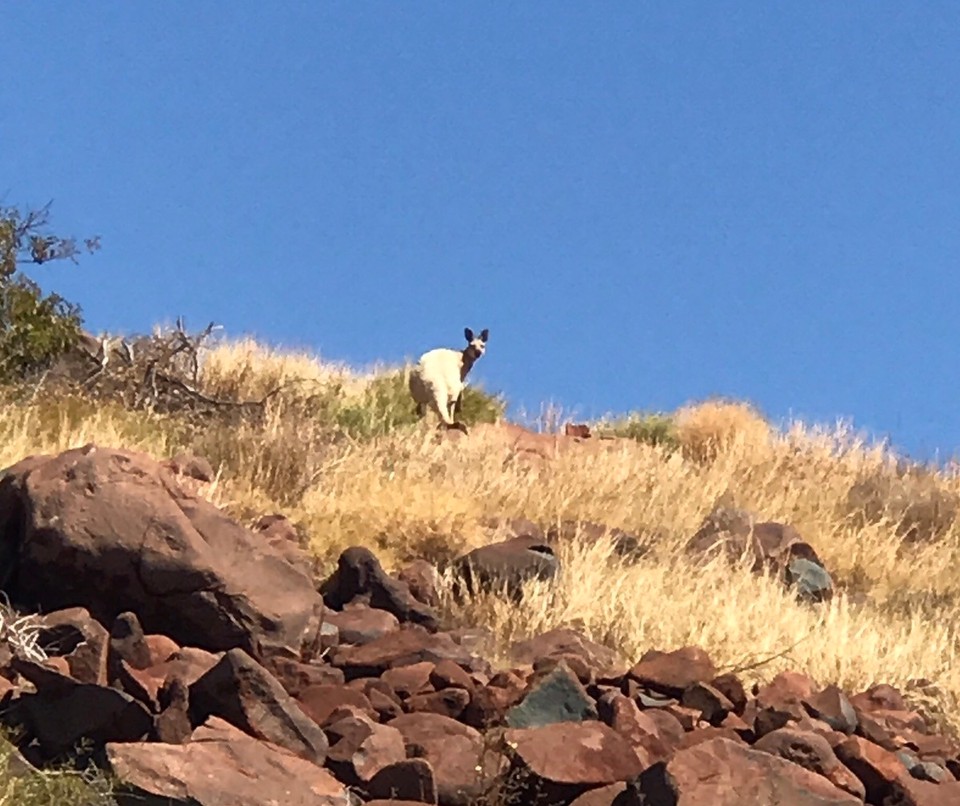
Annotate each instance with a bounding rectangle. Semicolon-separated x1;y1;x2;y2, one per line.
594;410;679;450
0;203;98;383
0;733;116;806
336;371;505;440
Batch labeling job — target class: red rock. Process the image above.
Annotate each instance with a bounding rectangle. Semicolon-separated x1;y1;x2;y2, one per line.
106;719;350;806
297;684;375;726
382;661;436;698
324;714;406;784
268;657;345;697
36;607;109;685
505;720;647;803
388;712;505;805
628;647;717;696
639;737;862;805
452;536;559;601
710;673;747;715
752;671;817;736
0;445;324;658
679;726;745;750
188;648;328;764
325;606;400;646
597;693;669;764
663;704;703;731
117;659;164;709
754;727;865;800
534;653;594;684
850;683;907;714
568;783;630;806
889;777;960;806
430;659;475;693
144;634;180;666
803;685;858;734
365;758;438;803
330;626;482;680
834;735;909;803
155;676;192;744
681;682;734;725
395;559;441;607
406;688;471;719
463;682;526;729
320;546;438;630
510;628;624;679
642;709;686;752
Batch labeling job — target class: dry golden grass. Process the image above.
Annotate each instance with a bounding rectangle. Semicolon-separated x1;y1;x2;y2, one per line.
4;338;960;736
197;336;380;401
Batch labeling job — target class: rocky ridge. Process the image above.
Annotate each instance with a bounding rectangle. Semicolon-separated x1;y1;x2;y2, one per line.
0;443;952;805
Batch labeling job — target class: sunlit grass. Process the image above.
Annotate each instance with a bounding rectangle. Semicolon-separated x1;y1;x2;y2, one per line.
3;336;960;736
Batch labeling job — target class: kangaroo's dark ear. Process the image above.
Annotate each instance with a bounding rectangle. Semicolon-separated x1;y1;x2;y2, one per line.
464;328;474;342
479;329;489;342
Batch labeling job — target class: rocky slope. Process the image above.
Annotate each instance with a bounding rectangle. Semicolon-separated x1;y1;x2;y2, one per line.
0;443;955;805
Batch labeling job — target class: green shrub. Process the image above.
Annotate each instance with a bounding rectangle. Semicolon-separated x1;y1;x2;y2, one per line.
0;735;115;806
593;410;679;449
336;371;506;440
0;203;98;383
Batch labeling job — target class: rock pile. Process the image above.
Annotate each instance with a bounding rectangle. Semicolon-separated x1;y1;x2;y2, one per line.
0;445;953;805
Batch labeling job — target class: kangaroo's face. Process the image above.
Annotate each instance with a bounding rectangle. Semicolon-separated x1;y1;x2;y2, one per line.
464;328;489;361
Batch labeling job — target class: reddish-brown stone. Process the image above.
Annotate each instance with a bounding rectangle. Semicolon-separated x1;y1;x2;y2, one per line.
628;647;717;696
638;737;862;805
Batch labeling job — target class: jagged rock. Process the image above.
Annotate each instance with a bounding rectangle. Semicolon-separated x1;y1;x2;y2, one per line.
155;675;192;743
505;720;647;804
108;612;152;686
803;685;857;734
834;735;909;804
188;648;328;764
326;605;400;646
106;717;351;806
395;559;442;607
320;546;438;630
324;713;406;785
267;657;345;697
388;712;505;806
509;628;624;679
365;758;438;803
638;737;862;805
628;647;717;697
330;625;485;680
6;657;152;758
754;727;866;799
36;606;109;685
0;445;324;659
406;688;471;719
506;660;597;728
596;691;670;763
382;660;435;698
787;558;834;603
297;684;376;726
681;682;734;726
451;536;559;600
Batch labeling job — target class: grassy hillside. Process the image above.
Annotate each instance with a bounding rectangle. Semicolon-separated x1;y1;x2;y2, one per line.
4;332;960;745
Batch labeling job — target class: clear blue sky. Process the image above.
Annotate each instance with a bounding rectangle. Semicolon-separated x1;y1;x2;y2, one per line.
4;3;960;460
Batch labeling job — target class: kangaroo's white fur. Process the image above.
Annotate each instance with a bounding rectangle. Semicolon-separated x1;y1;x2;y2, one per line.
408;328;489;432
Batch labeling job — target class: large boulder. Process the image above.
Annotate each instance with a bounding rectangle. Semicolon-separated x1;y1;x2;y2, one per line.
0;445;323;658
107;717;351;806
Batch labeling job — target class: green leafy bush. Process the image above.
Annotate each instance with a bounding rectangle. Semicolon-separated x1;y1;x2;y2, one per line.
336;371;505;439
593;410;679;450
0;203;98;383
